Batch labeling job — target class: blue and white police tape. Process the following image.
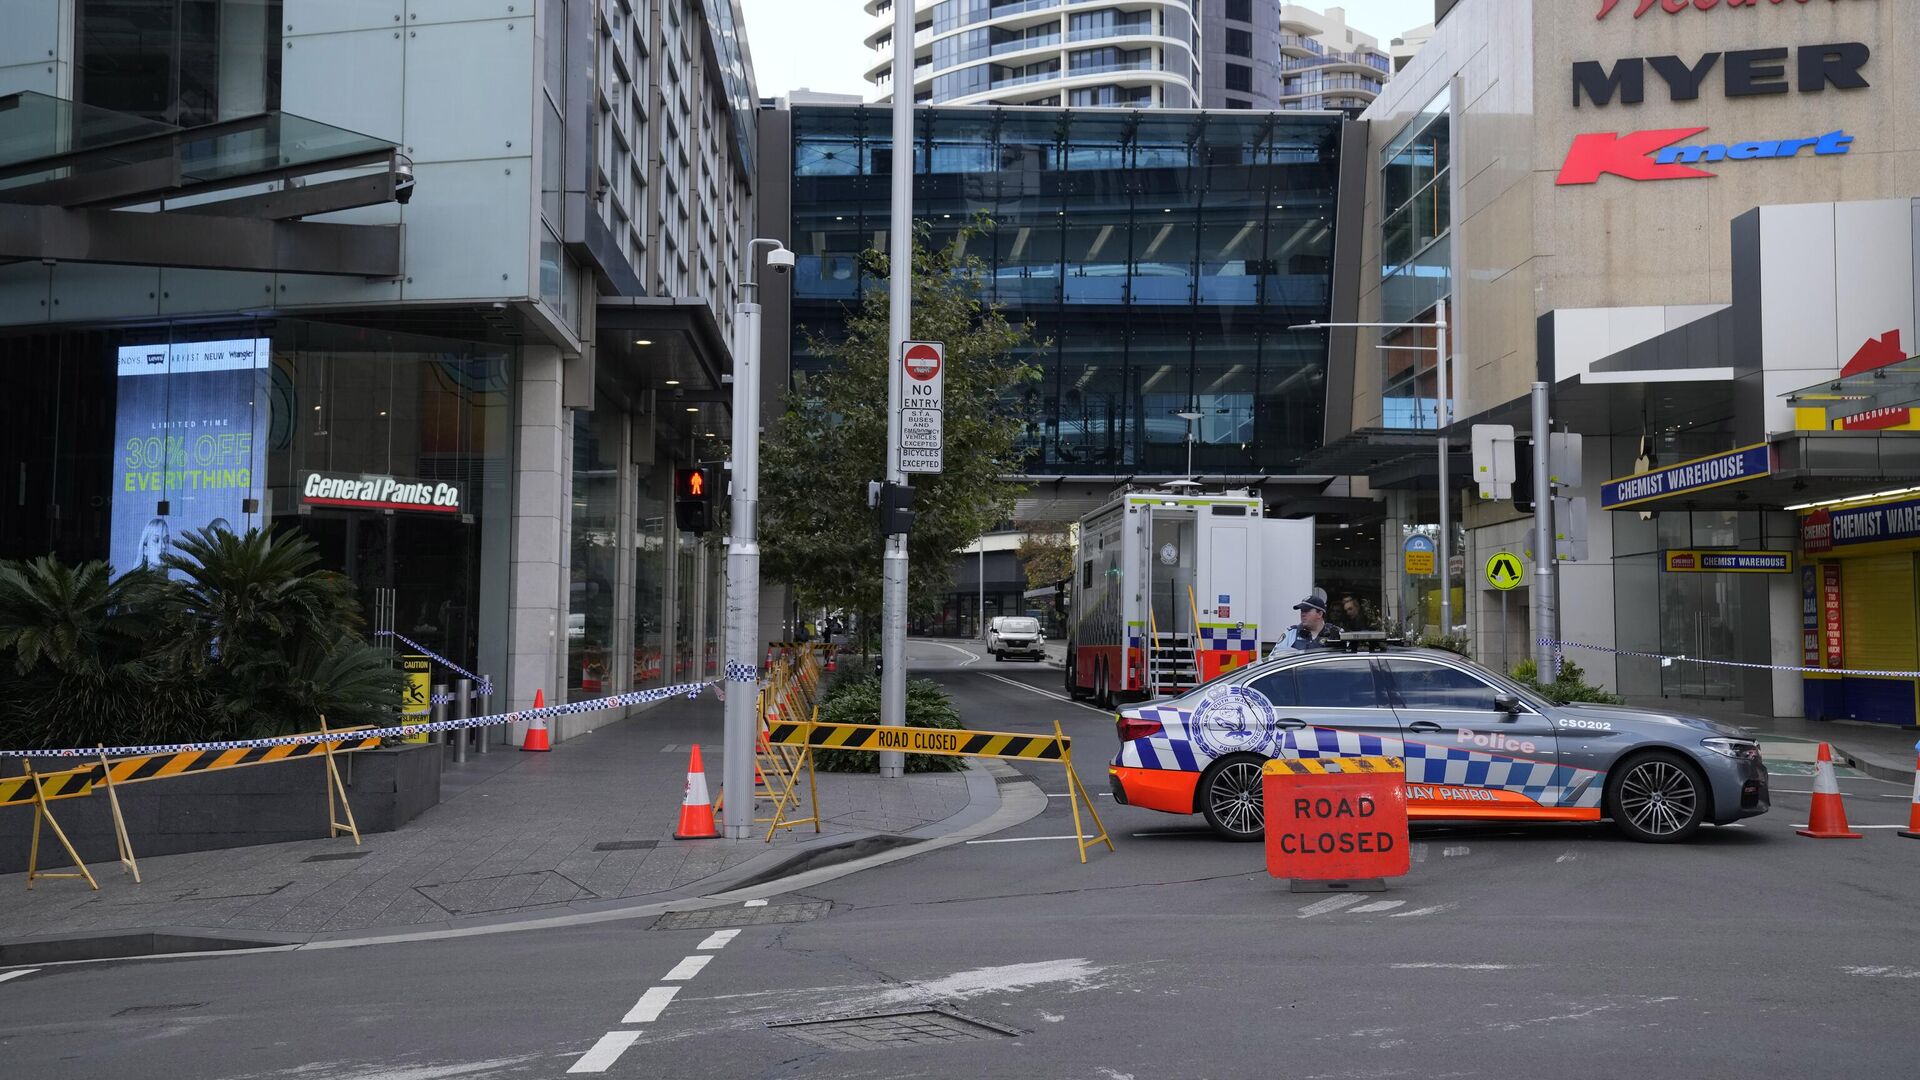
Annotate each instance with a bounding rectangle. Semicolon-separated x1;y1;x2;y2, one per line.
375;630;494;697
1542;639;1920;681
0;679;714;760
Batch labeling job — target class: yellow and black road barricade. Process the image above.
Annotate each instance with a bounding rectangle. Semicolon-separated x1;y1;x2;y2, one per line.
766;717;1114;864
2;760;101;890
97;744;139;882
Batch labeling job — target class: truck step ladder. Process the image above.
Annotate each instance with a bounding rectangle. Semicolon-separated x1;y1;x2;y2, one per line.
1149;632;1199;693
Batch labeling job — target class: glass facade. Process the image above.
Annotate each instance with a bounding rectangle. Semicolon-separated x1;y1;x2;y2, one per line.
1377;87;1452;430
0;317;514;682
78;0;283;126
788;105;1343;475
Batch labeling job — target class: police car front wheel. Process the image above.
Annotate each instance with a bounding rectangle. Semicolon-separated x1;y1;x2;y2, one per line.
1200;754;1267;842
1606;751;1707;843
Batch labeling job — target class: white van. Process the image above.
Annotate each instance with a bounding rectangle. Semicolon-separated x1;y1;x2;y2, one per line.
986;616;1046;661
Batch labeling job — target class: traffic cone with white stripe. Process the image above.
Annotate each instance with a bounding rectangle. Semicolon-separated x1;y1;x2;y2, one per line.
673;744;721;839
1797;743;1862;839
1898;747;1920;840
520;688;551;752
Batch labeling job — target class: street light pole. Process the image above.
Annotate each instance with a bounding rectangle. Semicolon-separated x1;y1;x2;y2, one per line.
878;0;915;778
722;237;789;840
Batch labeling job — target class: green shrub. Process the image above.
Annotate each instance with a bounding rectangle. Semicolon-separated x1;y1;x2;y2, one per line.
810;675;966;773
0;528;406;751
1511;658;1624;706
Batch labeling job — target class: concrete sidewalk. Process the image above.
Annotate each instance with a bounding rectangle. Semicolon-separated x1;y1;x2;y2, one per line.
1629;697;1918;782
0;694;985;945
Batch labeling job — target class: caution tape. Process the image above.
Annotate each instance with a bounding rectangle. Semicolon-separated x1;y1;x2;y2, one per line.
0;766;98;808
1263;756;1404;776
0;679;714;760
373;630;494;698
766;721;1067;762
96;734;383;785
1543;639;1920;680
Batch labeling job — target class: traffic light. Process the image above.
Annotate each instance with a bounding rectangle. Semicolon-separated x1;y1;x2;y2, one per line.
878;482;916;537
675;466;713;535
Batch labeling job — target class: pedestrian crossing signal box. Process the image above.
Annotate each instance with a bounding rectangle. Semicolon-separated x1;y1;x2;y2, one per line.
675;467;713;535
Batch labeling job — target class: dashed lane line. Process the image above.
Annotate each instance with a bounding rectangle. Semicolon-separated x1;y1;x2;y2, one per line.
662;956;712;981
568;1032;642;1074
1349;900;1405;914
1390;904;1456;918
1391;963;1514;970
697;929;741;950
976;671;1113;716
620;985;682;1024
744;899;768;907
1843;966;1920;979
0;969;38;985
1297;895;1365;918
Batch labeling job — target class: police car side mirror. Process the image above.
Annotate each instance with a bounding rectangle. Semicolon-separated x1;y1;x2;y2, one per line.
1494;694;1522;715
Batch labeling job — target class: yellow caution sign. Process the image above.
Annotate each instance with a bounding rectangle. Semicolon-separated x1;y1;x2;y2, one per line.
401;655;432;745
1485;552;1526;592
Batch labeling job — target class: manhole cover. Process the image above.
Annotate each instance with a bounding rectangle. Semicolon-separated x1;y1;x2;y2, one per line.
593;840;660;852
414;871;592;915
651;901;830;930
303;851;370;863
767;1005;1023;1050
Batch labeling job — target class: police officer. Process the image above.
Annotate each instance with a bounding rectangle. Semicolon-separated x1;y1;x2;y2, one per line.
1269;588;1339;658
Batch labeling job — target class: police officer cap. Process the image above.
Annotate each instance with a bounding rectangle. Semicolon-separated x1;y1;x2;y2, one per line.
1293;587;1329;614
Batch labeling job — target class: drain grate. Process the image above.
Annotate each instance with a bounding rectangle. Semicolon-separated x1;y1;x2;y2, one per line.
651;901;830;930
994;773;1031;786
302;851;370;863
767;1005;1023;1050
592;840;660;852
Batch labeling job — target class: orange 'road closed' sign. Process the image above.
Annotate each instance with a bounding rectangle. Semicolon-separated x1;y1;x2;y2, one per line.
1263;757;1410;883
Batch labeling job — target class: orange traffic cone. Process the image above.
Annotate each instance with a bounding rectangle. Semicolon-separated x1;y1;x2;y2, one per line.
826;652;837;674
1899;749;1920;840
673;744;721;839
520;688;552;752
1797;742;1862;839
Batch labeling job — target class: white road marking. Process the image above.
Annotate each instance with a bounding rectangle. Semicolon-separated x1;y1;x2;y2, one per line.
1789;823;1906;829
1555;850;1578;864
697;929;741;950
1297;895;1365;918
621;985;681;1023
0;969;38;985
662;955;712;981
743;899;768;907
1442;845;1472;857
1412;842;1429;864
966;834;1085;844
1349;900;1405;914
1390;904;1456;918
568;1031;641;1074
1130;829;1217;838
917;639;980;666
1391;963;1513;970
1047;792;1111;798
978;671;1111;715
1843;966;1920;979
1776;789;1911;798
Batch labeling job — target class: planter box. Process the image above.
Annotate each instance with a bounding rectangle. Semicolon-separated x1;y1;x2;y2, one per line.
0;744;441;874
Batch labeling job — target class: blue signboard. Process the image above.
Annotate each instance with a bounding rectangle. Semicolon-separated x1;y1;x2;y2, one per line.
1803;495;1920;553
1601;443;1772;510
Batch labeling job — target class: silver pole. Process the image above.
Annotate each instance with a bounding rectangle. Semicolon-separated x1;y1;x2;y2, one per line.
1531;381;1557;675
978;544;985;644
429;683;447;748
878;0;914;779
452;677;470;764
723;278;767;839
1434;297;1452;642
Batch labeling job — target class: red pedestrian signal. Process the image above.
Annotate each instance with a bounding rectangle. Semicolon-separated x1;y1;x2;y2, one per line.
675;467;713;535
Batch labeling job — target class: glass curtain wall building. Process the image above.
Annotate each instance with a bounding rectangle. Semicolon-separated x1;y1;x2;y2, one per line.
778;104;1343;478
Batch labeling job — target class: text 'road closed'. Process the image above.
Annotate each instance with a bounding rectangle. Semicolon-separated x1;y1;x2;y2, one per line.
1263;759;1410;883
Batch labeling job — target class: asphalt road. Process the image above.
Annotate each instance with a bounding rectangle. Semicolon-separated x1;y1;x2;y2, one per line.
3;643;1919;1079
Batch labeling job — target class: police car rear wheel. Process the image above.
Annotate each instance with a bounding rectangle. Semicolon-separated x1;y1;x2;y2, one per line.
1200;754;1267;842
1607;752;1707;843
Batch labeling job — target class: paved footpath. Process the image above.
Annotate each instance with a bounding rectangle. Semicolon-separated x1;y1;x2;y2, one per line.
0;693;985;945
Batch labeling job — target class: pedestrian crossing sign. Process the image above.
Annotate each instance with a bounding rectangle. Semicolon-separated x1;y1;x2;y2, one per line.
1485;552;1525;592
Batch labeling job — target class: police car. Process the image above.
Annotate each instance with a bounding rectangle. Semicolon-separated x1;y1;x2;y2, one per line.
1107;635;1770;843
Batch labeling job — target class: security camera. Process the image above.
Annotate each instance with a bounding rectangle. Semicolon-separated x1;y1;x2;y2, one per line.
765;247;795;274
393;156;415;205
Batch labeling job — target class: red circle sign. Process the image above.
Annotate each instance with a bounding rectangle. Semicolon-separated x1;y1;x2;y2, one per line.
904;343;942;381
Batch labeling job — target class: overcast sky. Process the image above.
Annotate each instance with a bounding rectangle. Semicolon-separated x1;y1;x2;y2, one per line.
736;0;1441;101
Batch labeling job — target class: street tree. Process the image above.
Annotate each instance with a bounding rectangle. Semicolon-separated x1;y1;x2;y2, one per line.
1015;521;1073;594
761;220;1038;626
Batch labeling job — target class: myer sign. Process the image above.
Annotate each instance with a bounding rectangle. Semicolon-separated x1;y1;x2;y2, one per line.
302;471;463;514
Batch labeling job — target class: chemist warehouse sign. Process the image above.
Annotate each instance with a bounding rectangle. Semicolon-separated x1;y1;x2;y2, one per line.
1802;496;1920;554
1602;444;1773;510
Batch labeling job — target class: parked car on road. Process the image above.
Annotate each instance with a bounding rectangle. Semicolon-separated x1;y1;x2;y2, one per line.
1108;637;1770;843
987;616;1046;662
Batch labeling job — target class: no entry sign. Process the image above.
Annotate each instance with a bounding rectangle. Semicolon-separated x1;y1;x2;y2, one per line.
1262;757;1409;884
899;341;944;474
